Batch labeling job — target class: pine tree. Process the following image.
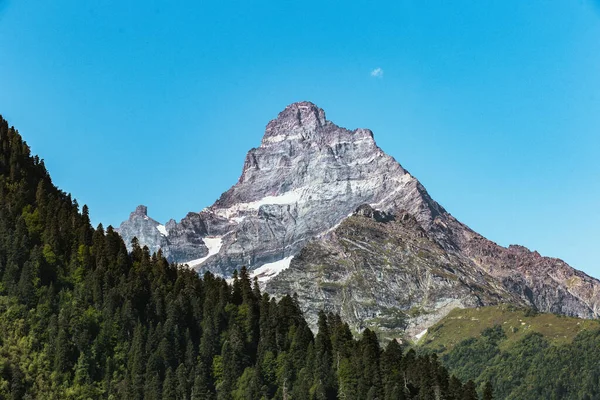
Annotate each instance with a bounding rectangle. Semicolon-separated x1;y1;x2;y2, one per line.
358;329;383;399
192;362;213;400
448;375;463;400
314;311;336;399
483;381;494;400
382;340;404;399
176;363;189;399
462;380;479;400
162;367;177;400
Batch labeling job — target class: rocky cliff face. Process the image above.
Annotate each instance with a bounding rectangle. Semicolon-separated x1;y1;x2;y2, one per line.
266;205;598;336
118;101;600;336
117;206;174;257
265;205;523;336
119;101;441;274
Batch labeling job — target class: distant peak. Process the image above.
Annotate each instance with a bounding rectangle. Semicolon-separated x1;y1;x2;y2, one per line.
282;101;326;121
133;205;148;217
262;101;327;143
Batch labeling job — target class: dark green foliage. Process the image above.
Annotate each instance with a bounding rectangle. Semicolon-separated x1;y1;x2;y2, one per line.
482;381;493;400
462;380;479;400
0;116;474;399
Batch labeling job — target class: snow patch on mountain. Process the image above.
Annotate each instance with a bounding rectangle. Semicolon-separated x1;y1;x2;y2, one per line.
262;133;303;144
214;188;304;219
185;237;223;268
250;191;302;209
415;329;428;341
156;224;168;236
251;256;294;282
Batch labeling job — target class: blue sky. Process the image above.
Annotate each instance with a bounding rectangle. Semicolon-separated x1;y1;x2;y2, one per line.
0;1;599;276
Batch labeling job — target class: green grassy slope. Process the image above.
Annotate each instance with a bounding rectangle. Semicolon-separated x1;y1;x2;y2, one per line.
421;305;599;353
419;305;600;399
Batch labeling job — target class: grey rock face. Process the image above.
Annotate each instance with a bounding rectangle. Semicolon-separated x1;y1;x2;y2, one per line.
266;205;525;336
266;204;600;335
438;217;600;319
118;101;600;335
120;101;438;273
116;206;169;255
117;206;210;262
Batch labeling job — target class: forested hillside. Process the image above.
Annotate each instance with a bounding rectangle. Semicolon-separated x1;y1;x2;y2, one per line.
0;117;484;399
423;306;600;399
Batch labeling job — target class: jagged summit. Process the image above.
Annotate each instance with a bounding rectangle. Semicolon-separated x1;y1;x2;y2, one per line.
132;204;148;217
262;101;327;142
261;102;374;148
116;205;172;258
215;102;391;209
119;101;427;271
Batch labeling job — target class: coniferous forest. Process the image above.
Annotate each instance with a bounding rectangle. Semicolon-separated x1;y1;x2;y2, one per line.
0;117;488;398
440;324;600;399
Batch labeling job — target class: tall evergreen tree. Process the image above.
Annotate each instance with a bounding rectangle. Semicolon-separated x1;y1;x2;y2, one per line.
483;381;494;400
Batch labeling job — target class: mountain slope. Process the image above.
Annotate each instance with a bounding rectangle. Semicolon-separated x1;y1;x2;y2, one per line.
267;203;600;335
266;205;527;336
421;305;600;352
421;306;600;399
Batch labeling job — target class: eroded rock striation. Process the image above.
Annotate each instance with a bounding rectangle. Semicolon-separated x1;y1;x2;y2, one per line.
266;204;599;335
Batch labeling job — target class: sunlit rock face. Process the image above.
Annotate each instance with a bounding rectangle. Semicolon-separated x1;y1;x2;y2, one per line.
120;101;440;275
266;205;599;335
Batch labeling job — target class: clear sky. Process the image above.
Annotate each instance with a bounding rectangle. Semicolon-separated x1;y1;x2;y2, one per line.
0;1;599;276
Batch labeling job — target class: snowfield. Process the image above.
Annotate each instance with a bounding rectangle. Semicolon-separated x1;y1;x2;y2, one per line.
156;224;168;236
251;256;294;282
185;237;223;268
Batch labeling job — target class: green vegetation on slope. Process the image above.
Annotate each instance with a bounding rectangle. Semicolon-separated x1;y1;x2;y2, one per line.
421;305;600;399
0;116;484;399
422;305;599;353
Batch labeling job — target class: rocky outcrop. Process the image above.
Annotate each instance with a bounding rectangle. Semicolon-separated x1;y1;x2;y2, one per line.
436;216;600;318
117;206;170;256
265;204;599;335
264;205;520;335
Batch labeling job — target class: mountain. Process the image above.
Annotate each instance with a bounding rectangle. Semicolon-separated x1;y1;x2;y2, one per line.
118;101;447;271
119;101;600;335
265;202;600;335
0;115;479;400
117;205;170;256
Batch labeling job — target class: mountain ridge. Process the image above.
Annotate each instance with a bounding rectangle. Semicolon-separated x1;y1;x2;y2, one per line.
119;101;436;272
118;101;600;335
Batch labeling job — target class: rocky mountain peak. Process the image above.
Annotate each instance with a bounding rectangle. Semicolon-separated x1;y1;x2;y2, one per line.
217;102;391;209
118;101;600;338
132;205;148;218
120;101;430;272
117;205;172;258
262;101;327;144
